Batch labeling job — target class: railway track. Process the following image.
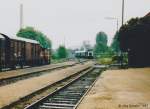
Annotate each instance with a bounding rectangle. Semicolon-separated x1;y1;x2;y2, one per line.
0;63;77;87
25;67;102;109
1;65;93;109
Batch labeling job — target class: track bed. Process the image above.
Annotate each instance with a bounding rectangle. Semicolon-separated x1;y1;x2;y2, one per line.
25;68;102;109
0;62;77;86
0;61;93;109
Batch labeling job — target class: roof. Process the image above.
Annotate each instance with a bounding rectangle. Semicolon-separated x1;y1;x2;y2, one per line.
11;37;39;44
75;51;86;53
0;33;39;44
0;34;4;39
145;12;150;17
75;48;93;53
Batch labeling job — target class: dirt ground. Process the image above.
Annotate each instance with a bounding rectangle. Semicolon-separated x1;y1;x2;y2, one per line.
78;68;150;109
0;61;76;79
0;61;93;108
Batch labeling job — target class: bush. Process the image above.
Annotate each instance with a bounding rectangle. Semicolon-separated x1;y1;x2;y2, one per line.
98;58;113;65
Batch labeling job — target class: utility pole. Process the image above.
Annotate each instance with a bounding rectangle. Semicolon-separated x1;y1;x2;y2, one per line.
20;4;23;29
121;0;125;68
64;36;66;47
117;19;119;32
122;0;124;25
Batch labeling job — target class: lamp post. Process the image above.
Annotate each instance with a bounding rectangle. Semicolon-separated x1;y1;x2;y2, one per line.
105;17;119;32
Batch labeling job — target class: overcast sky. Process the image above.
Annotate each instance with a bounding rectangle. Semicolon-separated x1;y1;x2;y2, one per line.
0;0;150;49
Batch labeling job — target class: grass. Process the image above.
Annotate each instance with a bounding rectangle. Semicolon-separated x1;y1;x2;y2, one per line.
98;58;113;65
51;58;68;64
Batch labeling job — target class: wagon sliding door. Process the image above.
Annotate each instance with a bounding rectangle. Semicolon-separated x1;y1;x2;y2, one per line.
31;44;36;66
0;39;5;70
0;39;2;70
0;38;12;69
9;40;16;69
25;42;32;66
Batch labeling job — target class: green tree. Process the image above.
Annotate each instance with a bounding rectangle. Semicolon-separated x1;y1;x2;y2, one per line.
118;16;150;67
51;50;58;59
94;31;108;55
17;27;51;49
57;45;67;59
96;32;108;45
111;31;120;53
118;18;139;52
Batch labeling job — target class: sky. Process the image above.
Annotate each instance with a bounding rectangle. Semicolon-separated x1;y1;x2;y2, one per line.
0;0;150;49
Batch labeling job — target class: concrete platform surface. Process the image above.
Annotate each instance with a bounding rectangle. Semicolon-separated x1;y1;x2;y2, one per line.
0;61;93;108
77;68;150;109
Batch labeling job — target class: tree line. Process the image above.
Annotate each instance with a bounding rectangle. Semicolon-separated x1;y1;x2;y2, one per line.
94;31;119;57
17;27;68;60
17;13;150;68
17;27;51;49
118;15;150;67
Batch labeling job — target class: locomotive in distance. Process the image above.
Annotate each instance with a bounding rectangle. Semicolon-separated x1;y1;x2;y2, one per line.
75;48;94;59
0;33;50;71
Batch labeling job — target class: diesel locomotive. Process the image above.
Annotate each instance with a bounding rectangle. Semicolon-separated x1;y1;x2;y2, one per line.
75;49;94;59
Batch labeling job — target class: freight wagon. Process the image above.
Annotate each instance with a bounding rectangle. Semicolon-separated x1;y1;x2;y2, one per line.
0;33;50;70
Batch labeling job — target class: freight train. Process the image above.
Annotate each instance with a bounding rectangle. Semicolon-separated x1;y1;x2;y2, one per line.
0;33;50;70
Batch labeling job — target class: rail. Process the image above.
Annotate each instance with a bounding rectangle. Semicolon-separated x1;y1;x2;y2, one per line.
25;67;102;109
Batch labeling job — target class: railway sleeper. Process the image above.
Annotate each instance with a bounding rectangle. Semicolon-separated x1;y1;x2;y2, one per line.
43;102;75;107
45;100;76;104
59;92;83;95
65;87;87;90
51;95;81;99
61;90;86;93
73;80;95;83
73;79;95;83
39;105;72;109
57;92;83;96
53;94;81;97
63;87;87;91
49;98;77;102
56;95;82;99
65;87;89;91
69;84;91;88
70;82;92;85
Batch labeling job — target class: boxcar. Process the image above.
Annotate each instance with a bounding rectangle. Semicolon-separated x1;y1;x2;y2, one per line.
0;33;51;70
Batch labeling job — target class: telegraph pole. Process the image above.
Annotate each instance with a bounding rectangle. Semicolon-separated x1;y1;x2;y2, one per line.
121;0;125;67
20;4;23;29
122;0;124;25
117;19;118;32
64;36;66;47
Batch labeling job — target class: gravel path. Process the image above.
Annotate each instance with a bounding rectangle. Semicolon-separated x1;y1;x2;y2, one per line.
78;68;150;109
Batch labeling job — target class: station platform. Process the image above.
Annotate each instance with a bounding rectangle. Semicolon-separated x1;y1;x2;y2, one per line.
0;61;94;108
77;68;150;109
0;61;77;80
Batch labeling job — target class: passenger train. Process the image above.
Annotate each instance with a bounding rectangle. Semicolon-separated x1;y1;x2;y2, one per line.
75;49;94;59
